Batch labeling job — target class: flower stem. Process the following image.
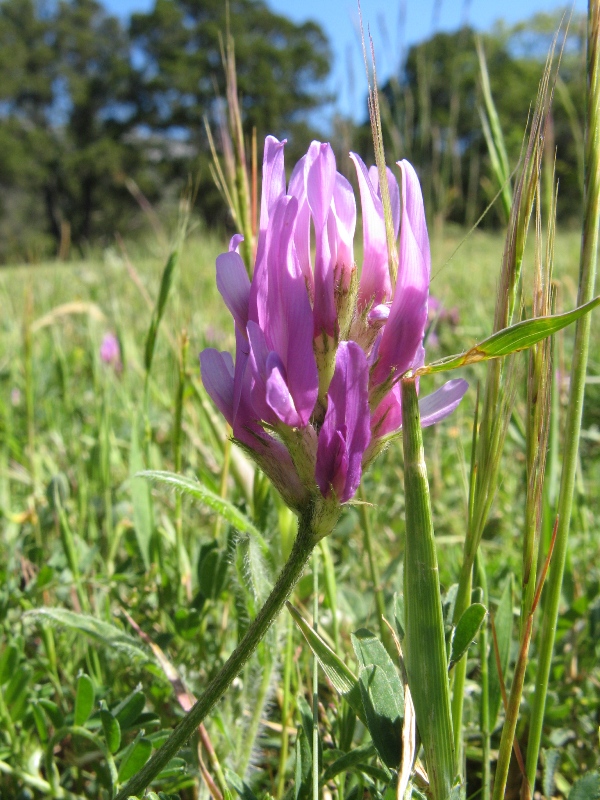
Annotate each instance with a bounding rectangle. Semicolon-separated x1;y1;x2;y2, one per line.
524;1;600;792
114;512;324;800
476;552;491;800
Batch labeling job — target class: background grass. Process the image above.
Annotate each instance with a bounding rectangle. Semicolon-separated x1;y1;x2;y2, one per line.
0;224;599;798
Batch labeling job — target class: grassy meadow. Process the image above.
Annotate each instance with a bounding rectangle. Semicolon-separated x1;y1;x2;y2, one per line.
0;220;599;799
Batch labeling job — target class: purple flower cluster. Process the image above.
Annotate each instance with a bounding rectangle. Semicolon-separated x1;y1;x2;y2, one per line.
201;137;467;512
100;332;122;372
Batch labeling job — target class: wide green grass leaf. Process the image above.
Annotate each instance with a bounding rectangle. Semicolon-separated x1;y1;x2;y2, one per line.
138;470;266;546
450;603;487;669
417;296;600;376
287;602;366;725
25;608;150;662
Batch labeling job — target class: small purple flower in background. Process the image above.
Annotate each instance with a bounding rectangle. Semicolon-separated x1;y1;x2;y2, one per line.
200;136;468;514
10;388;21;407
427;296;461;348
100;332;122;372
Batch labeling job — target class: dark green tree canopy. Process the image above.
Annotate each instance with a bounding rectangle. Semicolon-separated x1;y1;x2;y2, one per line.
0;0;332;260
352;13;586;227
0;0;140;256
129;0;332;139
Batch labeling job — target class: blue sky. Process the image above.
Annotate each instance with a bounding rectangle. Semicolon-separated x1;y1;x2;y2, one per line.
102;0;585;121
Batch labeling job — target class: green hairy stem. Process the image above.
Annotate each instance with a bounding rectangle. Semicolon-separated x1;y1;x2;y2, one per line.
115;508;333;799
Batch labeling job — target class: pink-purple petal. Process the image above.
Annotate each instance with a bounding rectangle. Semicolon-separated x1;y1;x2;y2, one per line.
306;141;336;229
350;152;391;307
229;233;244;253
259;136;287;231
370;381;402;437
265;354;302;427
308;142;337;338
316;341;371;502
200;349;235;425
419;379;468;428
368;304;390;325
372;160;430;385
250;136;287;325
246;320;276;425
368;164;401;239
330;173;356;289
216;251;251;334
267;197;318;424
398;160;430;266
288;155;314;291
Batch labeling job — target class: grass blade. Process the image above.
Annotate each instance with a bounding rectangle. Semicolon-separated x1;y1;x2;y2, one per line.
137;470;266;547
416;295;600;376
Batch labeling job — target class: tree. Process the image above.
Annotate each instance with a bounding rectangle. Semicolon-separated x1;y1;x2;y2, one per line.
129;0;331;149
0;0;333;260
0;0;142;258
128;0;333;227
350;13;586;228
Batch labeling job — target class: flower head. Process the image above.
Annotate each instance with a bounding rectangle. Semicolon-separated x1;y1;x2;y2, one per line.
200;137;467;516
100;332;122;371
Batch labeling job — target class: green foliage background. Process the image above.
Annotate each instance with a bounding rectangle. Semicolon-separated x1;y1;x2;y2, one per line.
0;0;588;263
0;226;598;797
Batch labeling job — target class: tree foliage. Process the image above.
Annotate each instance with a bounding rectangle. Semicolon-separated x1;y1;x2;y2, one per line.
350;13;586;228
0;0;332;261
129;0;331;138
0;2;588;261
0;0;141;259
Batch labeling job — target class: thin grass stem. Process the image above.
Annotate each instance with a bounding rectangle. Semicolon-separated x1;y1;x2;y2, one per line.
277;619;294;799
524;1;600;791
358;486;392;654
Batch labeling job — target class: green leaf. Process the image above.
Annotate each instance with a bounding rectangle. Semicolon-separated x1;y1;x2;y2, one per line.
130;414;153;569
39;699;63;728
117;735;153;782
569;773;600;800
25;608;150;661
0;644;19;685
294;725;312;800
295;693;322;769
144;249;178;375
101;708;121;754
358;665;403;769
449;603;487;669
393;593;405;641
197;540;229;601
156;757;186;781
74;673;95;726
286;602;366;725
145;793;182;800
31;702;49;744
488;575;513;728
4;665;30;708
138;470;266;547
113;690;146;730
351;628;404;718
225;767;260;800
320;743;377;785
35;565;54;589
543;748;560;798
173;608;202;641
417;296;600;376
